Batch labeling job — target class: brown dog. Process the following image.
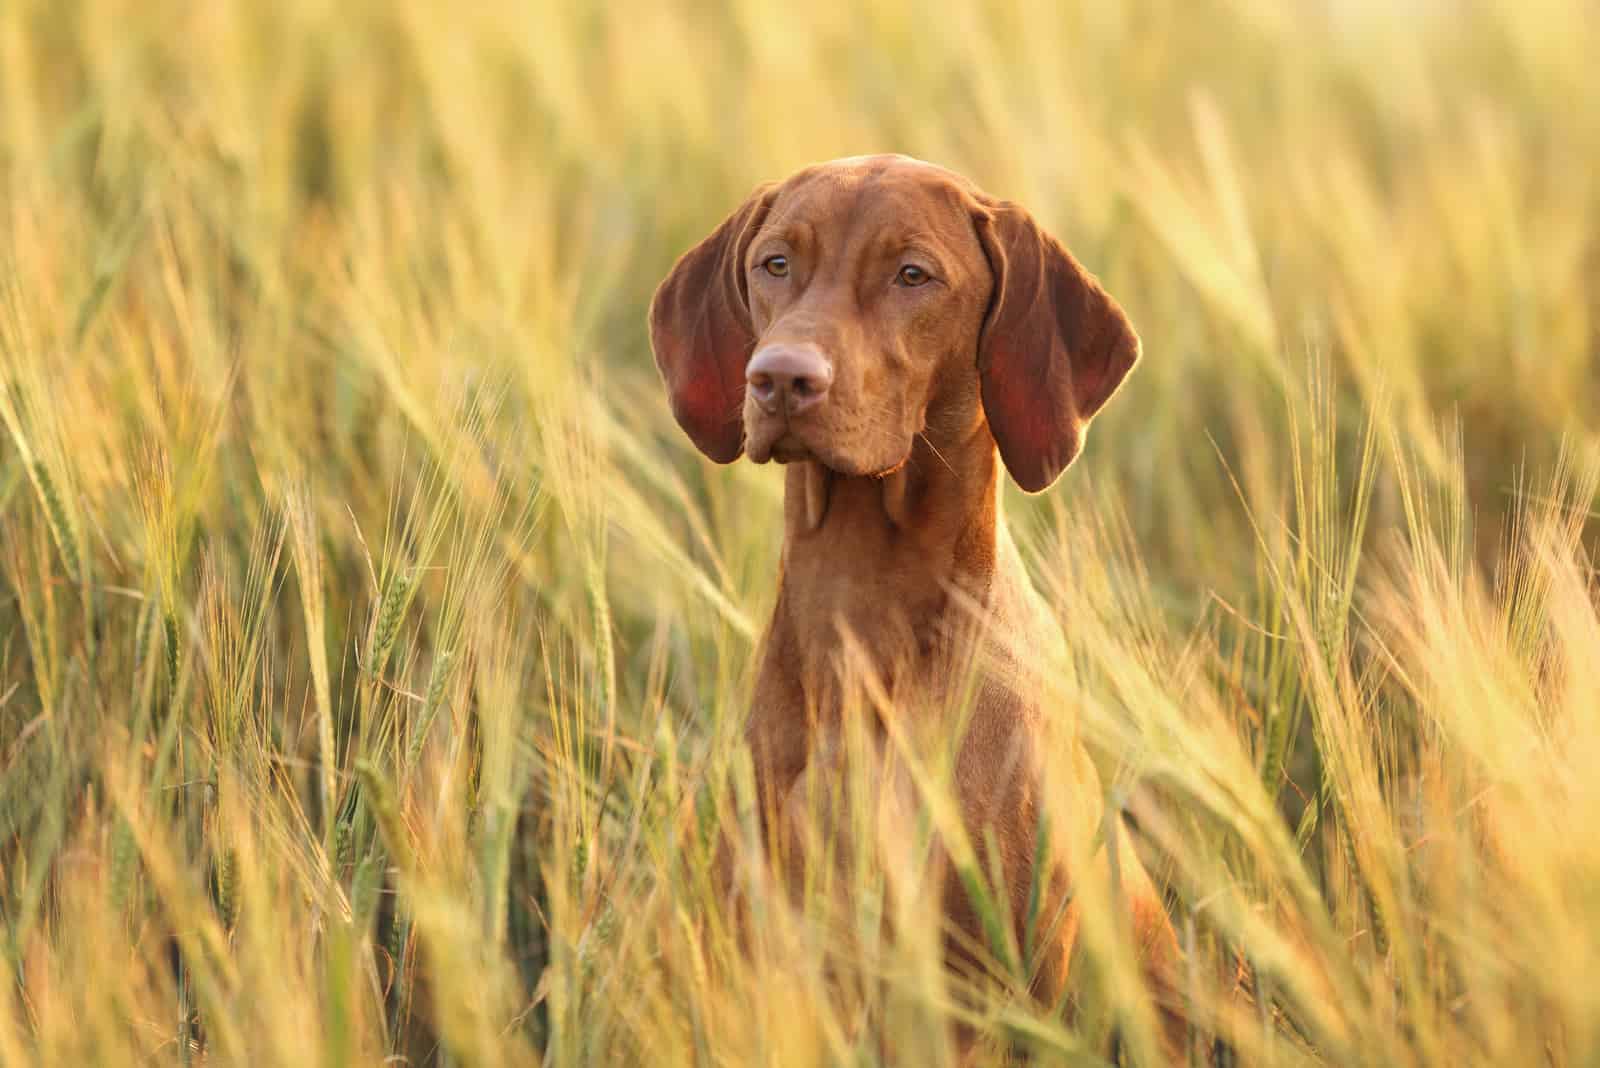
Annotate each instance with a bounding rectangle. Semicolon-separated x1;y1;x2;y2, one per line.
650;155;1182;1056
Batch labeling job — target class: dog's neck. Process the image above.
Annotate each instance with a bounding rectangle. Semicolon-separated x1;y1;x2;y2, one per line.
765;417;1003;710
779;434;999;567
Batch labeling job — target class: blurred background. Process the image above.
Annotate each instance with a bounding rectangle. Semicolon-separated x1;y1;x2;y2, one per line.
2;1;1598;1064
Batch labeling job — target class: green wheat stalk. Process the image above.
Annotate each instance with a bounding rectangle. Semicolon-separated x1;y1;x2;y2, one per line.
32;461;80;583
369;569;413;677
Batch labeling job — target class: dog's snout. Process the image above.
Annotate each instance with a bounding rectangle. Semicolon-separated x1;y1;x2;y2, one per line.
747;344;832;416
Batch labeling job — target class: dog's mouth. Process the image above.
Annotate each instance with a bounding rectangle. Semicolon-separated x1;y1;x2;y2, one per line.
765;431;817;465
747;416;910;476
744;416;815;466
746;424;913;532
753;430;907;481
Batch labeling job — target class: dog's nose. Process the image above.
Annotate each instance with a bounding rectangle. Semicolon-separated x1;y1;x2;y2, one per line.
746;344;832;416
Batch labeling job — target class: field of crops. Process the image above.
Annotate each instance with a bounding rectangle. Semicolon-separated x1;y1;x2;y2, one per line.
2;2;1598;1064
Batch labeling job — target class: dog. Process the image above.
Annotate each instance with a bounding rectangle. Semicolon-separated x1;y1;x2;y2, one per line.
649;154;1184;1058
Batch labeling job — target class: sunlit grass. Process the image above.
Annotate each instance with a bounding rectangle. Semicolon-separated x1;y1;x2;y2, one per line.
1;1;1598;1064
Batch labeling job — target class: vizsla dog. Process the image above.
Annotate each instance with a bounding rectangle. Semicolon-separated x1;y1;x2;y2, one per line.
650;155;1183;1056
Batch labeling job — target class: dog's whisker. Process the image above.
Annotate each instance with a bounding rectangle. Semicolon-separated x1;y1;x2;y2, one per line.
919;431;955;475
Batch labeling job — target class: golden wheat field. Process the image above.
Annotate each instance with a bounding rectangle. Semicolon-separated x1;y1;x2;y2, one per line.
2;1;1599;1064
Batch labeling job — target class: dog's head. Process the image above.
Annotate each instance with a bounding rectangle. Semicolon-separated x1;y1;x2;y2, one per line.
648;155;1139;492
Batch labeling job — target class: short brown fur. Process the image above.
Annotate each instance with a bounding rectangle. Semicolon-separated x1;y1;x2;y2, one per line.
651;155;1183;1057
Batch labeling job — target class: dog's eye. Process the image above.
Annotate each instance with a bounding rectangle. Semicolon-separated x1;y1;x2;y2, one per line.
761;255;789;278
896;264;931;287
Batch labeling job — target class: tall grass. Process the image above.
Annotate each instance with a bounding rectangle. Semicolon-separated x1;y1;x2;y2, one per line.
2;0;1598;1063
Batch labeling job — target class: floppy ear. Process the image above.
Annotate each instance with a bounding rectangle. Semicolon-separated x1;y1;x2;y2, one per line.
973;200;1140;493
648;184;777;463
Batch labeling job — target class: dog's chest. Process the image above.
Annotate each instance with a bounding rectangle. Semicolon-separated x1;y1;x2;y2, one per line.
780;578;956;710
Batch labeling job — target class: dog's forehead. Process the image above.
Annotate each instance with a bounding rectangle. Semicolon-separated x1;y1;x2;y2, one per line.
768;156;975;242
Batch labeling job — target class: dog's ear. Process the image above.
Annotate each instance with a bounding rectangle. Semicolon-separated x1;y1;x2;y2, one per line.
973;199;1140;493
648;183;778;463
